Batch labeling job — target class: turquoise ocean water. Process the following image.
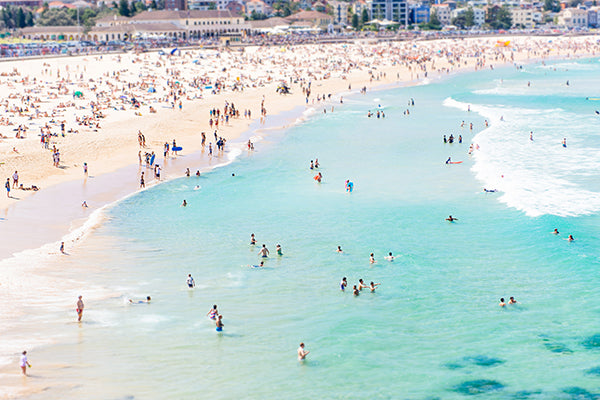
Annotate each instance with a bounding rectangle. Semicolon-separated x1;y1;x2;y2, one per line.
21;58;600;399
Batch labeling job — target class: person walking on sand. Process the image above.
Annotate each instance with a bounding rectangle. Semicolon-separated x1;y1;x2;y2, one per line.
140;172;145;189
297;343;309;361
5;178;10;198
20;351;30;375
76;295;84;322
12;171;18;188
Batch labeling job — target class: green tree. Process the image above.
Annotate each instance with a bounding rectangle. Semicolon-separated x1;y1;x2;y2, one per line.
249;10;267;20
351;12;359;29
544;0;560;12
149;0;157;8
426;10;442;30
492;5;512;29
25;11;33;26
464;7;475;26
37;8;77;26
451;14;467;28
361;8;369;24
16;7;25;28
118;0;130;17
133;1;147;13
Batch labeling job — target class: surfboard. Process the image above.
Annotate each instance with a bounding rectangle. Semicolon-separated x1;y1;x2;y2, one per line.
448;161;463;164
172;146;183;151
150;154;155;165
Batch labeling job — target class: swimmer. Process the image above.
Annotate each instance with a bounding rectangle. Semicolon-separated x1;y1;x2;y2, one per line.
384;252;394;261
340;277;347;291
552;228;559;234
186;274;195;288
508;297;517;304
129;296;151;304
82;201;88;208
297;342;309;361
215;314;224;332
336;246;343;253
251;261;265;268
530;131;533;141
258;244;269;257
352;285;359;296
499;298;506;307
207;305;218;319
345;180;354;192
182;200;187;207
250;233;256;245
446;215;458;222
358;279;368;291
194;185;201;190
196;170;201;176
314;172;322;183
276;244;283;256
369;282;381;292
567;234;574;242
483;188;497;193
369;253;376;264
562;138;567;148
314;159;320;168
310;160;314;170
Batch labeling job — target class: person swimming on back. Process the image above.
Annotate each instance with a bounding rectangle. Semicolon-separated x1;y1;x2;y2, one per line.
446;215;458;222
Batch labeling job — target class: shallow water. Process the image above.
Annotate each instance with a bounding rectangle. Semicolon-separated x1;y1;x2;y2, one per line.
9;58;600;399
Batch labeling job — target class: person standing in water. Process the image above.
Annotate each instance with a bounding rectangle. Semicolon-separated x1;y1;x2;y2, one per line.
20;351;30;375
562;138;567;148
297;343;309;361
187;274;195;288
216;315;224;332
340;277;347;291
258;244;269;258
250;234;256;245
207;305;218;320
76;295;84;322
276;244;283;256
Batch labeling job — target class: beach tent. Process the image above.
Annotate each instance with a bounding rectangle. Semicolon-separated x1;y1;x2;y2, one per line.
147;87;156;93
74;91;83;98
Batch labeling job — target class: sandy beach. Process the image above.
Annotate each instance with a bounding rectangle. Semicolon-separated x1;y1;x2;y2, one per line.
1;34;599;398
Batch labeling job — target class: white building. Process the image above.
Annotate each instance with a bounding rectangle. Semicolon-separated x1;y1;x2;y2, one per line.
557;7;588;27
451;7;485;26
330;0;349;25
430;4;451;25
245;0;271;16
510;7;534;28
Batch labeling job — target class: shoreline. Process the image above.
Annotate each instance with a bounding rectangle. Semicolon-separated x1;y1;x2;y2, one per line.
1;35;599;399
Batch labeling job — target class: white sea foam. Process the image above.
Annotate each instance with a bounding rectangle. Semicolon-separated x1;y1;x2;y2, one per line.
444;97;600;217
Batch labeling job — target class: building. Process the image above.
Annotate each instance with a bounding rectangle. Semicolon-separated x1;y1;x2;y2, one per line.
286;10;333;29
165;0;185;10
510;7;534;28
451;7;485;26
409;3;429;24
370;0;408;24
0;0;41;7
225;1;244;14
245;0;271;16
430;3;451;25
588;7;598;27
557;7;588;27
330;0;349;25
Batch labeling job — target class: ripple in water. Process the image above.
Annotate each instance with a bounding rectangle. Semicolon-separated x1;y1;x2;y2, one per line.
581;334;600;350
452;379;505;395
